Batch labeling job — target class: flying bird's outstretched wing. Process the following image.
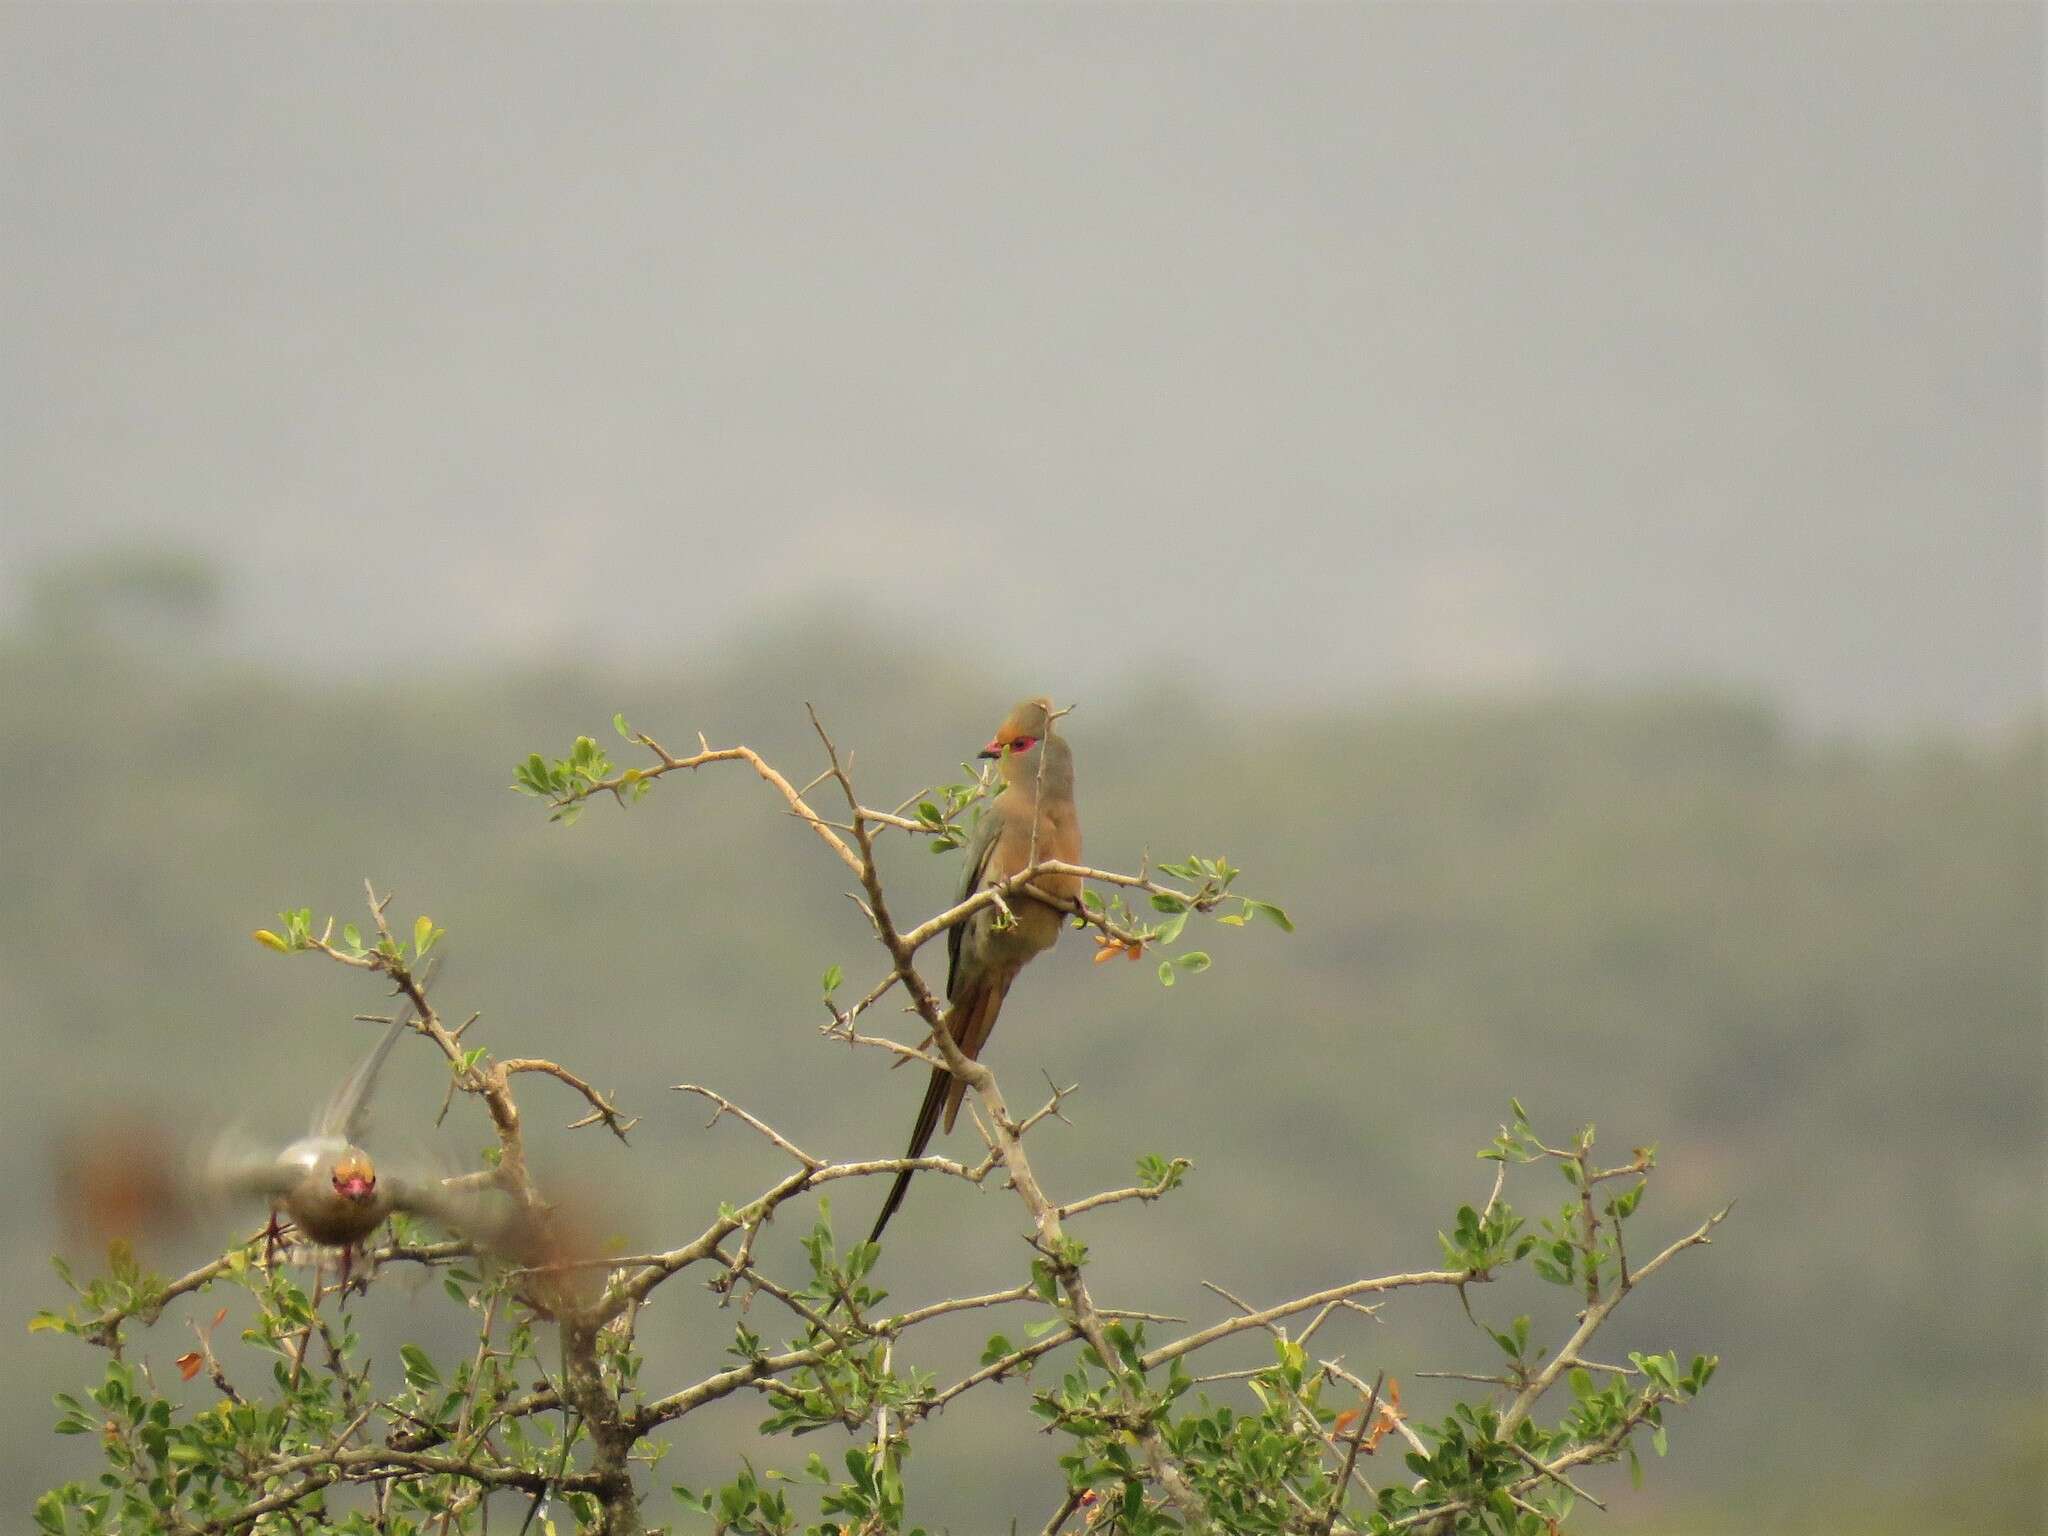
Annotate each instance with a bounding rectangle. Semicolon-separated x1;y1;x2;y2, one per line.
314;1017;408;1141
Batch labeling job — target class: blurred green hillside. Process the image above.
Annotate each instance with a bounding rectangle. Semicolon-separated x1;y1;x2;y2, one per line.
6;613;2041;1532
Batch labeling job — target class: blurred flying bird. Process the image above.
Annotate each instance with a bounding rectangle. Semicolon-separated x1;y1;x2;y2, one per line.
869;697;1082;1243
208;1018;471;1268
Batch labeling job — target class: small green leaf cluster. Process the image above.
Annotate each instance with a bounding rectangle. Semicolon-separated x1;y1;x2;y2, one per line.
1562;1351;1718;1476
1134;1153;1189;1196
1160;852;1294;938
675;1214;944;1533
1032;1322;1195;1530
1436;1200;1536;1274
513;733;636;825
675;1448;928;1536
250;905;443;965
1160;1339;1353;1535
1348;1349;1718;1532
912;777;988;853
1377;1400;1533;1530
750;1219;932;1440
250;905;316;953
32;1245;163;1344
1479;1104;1662;1296
1076;855;1292;989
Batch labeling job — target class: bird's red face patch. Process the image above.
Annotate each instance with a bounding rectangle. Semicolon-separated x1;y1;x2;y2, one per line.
331;1153;377;1202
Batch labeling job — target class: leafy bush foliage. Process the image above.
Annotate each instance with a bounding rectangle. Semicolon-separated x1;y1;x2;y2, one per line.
35;707;1725;1535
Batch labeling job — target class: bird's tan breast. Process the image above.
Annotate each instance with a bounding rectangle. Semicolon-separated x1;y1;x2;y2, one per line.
1037;802;1082;902
286;1183;390;1247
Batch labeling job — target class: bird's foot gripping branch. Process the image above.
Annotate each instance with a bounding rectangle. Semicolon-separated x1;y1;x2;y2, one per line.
35;703;1727;1536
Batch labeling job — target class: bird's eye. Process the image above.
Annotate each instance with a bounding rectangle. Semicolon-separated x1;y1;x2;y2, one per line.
1012;736;1037;753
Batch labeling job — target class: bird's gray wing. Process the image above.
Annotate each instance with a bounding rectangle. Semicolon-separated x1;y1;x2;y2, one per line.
383;1172;507;1248
203;1133;312;1204
947;799;1005;1002
314;1017;409;1141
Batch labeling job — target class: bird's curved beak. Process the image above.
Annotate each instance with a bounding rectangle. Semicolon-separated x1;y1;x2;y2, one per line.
978;739;1004;759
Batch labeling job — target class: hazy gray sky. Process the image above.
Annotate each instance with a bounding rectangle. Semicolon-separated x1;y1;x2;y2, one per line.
4;4;2040;728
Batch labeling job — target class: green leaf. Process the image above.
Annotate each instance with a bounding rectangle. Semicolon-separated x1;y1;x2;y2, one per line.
1238;899;1290;932
1176;951;1211;973
399;1344;440;1391
1157;960;1175;988
614;712;632;739
821;964;843;995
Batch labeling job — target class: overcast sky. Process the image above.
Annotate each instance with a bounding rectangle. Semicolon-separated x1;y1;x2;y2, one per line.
3;4;2040;728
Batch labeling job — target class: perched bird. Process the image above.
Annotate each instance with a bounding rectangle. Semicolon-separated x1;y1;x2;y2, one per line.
869;697;1082;1243
209;1018;467;1264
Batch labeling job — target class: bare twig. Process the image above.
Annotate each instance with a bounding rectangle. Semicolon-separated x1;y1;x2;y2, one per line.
561;733;863;877
674;1085;823;1168
500;1059;638;1140
1141;1270;1472;1371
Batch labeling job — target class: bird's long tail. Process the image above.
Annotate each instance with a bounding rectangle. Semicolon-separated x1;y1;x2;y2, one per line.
868;970;1012;1244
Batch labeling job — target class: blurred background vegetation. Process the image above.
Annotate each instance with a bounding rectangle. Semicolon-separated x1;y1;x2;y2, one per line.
9;554;2040;1533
